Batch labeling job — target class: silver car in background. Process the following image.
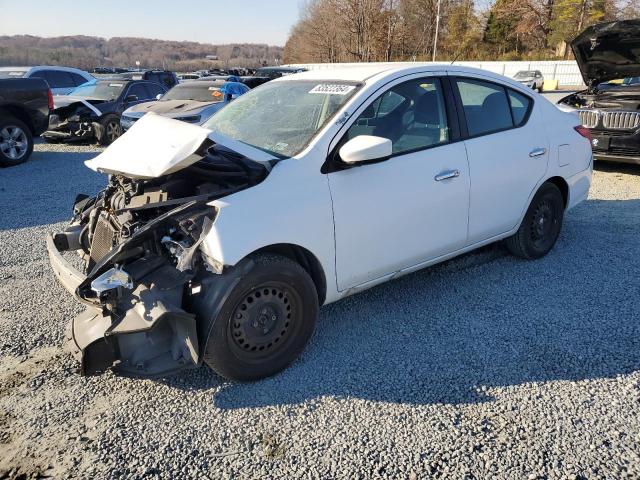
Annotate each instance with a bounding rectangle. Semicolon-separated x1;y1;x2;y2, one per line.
0;66;94;95
120;80;249;130
513;70;544;92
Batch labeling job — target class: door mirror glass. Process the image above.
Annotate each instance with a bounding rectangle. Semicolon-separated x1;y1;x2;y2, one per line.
339;135;392;164
155;93;163;100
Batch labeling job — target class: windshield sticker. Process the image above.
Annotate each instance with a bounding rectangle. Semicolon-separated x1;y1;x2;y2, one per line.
8;71;24;76
273;142;289;151
208;87;220;91
108;83;124;87
309;84;356;95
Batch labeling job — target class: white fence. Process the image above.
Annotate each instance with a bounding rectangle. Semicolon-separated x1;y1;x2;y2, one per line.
284;60;584;87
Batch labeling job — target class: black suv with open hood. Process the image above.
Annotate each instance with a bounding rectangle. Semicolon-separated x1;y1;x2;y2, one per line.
558;19;640;165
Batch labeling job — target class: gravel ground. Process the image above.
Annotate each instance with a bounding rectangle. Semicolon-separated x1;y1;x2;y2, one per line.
0;142;639;479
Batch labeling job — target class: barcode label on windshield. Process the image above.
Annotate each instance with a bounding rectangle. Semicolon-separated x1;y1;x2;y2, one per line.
309;84;356;95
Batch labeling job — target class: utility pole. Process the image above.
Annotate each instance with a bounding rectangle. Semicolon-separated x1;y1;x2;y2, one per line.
432;0;441;62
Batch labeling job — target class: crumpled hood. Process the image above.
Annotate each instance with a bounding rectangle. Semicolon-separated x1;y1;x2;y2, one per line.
53;96;105;115
125;99;221;115
571;19;640;86
84;112;277;179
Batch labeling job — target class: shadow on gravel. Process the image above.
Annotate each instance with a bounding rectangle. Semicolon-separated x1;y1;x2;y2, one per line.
207;199;640;409
594;161;640;175
0;148;104;230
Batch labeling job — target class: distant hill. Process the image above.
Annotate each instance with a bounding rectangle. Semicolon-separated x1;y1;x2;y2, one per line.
0;35;283;71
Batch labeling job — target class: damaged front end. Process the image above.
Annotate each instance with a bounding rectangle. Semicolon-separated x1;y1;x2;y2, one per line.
42;97;103;143
47;134;269;377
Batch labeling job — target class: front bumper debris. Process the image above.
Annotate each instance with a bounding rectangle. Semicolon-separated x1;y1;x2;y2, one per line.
48;231;200;377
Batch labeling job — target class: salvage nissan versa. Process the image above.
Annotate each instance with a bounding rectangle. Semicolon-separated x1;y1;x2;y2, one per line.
47;64;592;381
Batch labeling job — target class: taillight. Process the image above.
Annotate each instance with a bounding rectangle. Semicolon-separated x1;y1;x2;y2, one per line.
47;89;54;111
574;125;592;142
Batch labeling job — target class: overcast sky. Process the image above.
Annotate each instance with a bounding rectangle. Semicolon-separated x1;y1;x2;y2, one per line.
0;0;301;46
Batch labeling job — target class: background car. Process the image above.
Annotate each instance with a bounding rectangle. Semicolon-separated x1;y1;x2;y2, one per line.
0;77;52;166
513;70;544;92
120;79;249;130
557;19;640;165
254;66;307;79
116;70;179;90
43;78;167;144
0;66;94;95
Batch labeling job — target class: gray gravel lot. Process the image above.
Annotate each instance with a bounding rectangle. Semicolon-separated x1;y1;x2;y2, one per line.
1;142;639;479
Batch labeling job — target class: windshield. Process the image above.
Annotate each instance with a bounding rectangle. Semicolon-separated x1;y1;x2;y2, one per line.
0;70;27;78
162;83;226;102
203;80;360;157
70;82;125;100
514;71;536;79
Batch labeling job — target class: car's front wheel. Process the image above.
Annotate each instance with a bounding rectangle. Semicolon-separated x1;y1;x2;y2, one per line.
505;182;564;259
203;254;319;381
97;114;122;145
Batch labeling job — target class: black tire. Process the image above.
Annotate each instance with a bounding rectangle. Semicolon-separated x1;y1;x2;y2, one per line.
0;116;33;167
97;114;122;146
505;182;564;260
538;85;544;93
203;254;318;381
42;136;63;144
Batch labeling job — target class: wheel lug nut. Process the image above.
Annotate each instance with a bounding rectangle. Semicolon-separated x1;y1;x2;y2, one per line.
252;321;258;328
271;315;277;321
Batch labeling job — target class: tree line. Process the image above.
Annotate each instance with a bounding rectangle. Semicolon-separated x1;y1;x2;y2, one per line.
283;0;639;63
0;35;284;71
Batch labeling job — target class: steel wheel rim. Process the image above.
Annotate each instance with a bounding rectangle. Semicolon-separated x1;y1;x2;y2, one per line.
106;121;121;142
228;282;299;363
530;199;558;250
0;126;28;160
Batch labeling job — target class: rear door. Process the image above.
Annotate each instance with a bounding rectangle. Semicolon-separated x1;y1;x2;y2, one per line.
452;77;549;244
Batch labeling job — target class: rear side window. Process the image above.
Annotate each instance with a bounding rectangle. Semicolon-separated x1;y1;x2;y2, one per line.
68;72;89;86
37;70;76;88
455;79;513;136
508;90;532;126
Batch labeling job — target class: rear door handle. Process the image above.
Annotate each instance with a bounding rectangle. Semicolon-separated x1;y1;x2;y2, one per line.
434;169;460;181
529;147;547;157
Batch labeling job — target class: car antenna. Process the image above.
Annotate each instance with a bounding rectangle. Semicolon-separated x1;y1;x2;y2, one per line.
450;50;464;65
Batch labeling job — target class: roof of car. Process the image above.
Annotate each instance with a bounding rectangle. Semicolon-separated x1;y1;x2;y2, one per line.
277;63;524;87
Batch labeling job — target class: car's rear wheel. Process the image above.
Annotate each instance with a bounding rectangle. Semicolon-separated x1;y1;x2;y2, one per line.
97;115;122;145
505;182;564;259
203;254;318;381
0;117;33;167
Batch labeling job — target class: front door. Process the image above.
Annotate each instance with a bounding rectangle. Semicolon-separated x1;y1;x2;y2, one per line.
328;76;470;291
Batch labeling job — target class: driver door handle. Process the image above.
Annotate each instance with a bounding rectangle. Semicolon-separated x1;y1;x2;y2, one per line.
529;147;547;157
434;170;460;181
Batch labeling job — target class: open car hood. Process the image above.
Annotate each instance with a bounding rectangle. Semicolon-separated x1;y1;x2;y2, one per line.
84;112;277;179
571;19;640;86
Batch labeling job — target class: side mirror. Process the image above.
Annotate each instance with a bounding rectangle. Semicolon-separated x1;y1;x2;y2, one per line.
125;94;138;103
339;135;392;165
155;93;163;100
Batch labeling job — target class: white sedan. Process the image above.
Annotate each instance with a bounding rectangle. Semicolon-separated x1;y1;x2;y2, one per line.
48;64;593;381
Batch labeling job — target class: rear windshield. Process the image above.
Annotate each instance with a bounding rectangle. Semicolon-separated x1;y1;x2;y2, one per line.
0;70;28;78
162;83;225;102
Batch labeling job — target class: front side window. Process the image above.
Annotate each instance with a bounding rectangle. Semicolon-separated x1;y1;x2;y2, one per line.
126;83;150;101
146;82;166;98
456;79;513;136
203;80;360;157
344;77;449;155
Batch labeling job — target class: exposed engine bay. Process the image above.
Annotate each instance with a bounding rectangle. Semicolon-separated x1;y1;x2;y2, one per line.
558;88;640;110
49;141;270;377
